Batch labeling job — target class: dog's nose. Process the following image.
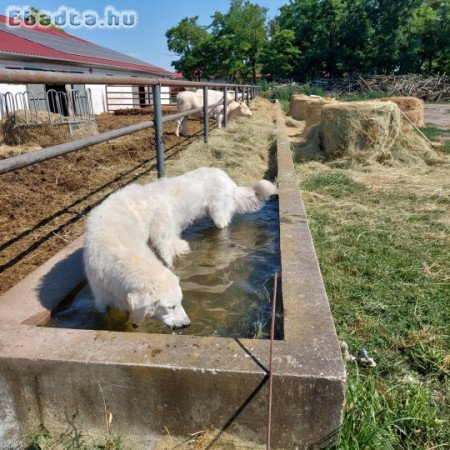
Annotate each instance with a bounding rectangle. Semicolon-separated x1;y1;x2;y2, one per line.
172;322;190;330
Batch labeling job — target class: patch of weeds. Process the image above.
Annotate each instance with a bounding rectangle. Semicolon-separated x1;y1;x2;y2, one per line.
404;345;449;380
420;126;450;153
279;98;289;113
25;425;124;450
419;126;450;141
301;172;367;198
335;369;450;449
337;90;387;102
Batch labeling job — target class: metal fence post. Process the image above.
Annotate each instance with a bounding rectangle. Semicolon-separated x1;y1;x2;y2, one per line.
152;84;165;178
235;87;238;102
246;86;250;106
223;86;228;129
203;86;208;143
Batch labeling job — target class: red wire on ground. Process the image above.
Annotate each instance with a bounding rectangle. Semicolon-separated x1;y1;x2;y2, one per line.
267;272;278;450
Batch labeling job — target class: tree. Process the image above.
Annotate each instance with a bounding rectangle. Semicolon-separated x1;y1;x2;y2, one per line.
276;0;352;79
259;28;301;80
166;17;210;80
166;1;268;83
401;0;450;73
210;0;268;82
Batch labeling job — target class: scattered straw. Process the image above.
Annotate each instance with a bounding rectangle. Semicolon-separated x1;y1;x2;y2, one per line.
165;97;276;185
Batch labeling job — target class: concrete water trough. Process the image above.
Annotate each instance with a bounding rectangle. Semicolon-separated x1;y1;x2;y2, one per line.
0;104;345;449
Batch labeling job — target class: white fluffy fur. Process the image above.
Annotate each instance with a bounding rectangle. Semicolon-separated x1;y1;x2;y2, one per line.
84;167;277;329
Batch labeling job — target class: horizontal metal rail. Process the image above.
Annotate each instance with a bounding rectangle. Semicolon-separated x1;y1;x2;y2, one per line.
0;104;216;175
0;69;258;89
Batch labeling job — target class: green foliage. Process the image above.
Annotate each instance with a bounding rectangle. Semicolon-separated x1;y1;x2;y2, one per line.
259;28;301;80
166;1;267;82
167;1;448;81
279;98;290;113
166;17;210;80
338;371;448;449
265;83;325;101
337;90;387;102
275;0;449;80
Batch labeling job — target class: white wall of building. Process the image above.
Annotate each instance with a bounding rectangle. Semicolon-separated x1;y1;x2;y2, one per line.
0;58;172;116
0;83;27;120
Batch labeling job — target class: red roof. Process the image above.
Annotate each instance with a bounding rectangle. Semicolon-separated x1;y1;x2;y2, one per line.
171;71;185;79
0;14;171;76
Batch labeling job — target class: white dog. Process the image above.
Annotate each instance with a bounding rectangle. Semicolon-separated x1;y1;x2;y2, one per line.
84;167;277;329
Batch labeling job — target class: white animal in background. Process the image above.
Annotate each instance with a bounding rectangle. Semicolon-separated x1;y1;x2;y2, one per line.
214;101;252;129
84;167;277;329
175;89;243;137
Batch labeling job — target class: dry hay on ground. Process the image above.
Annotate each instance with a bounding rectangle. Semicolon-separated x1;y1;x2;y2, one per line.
288;95;336;125
292;101;439;166
2;110;98;147
166;97;276;185
293;124;323;162
113;105;177;116
381;96;425;127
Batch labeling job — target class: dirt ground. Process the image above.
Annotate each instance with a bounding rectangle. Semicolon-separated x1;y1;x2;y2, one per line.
0;112;207;294
424;103;450;128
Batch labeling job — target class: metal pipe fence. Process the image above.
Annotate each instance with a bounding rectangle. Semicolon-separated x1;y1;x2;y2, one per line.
0;69;262;178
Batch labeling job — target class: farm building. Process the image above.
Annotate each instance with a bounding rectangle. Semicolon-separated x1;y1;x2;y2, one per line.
0;14;172;118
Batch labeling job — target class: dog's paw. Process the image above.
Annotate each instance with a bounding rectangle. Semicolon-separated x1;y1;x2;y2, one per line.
174;239;190;256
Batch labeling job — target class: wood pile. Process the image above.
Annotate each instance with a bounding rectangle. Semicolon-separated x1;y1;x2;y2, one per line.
314;74;450;101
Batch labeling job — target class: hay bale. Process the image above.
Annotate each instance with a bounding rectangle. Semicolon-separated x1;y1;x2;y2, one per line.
2;110;98;147
305;97;337;126
319;101;402;160
288;95;337;124
287;94;310;120
381;96;424;127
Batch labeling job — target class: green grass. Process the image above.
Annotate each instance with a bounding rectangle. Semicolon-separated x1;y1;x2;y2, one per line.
279;98;289;113
297;165;450;449
419;126;450;153
262;83;325;102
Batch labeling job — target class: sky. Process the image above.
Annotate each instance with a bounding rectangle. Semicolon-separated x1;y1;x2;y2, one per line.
0;0;288;71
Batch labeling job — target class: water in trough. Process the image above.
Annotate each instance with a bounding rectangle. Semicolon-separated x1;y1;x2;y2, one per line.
48;198;282;339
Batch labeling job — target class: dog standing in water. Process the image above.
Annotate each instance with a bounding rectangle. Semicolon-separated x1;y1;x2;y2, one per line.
84;167;277;329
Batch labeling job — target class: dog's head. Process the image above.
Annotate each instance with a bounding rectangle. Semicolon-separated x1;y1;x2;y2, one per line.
153;283;190;329
128;280;190;330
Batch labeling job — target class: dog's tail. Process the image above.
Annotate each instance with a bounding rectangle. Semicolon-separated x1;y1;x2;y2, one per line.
234;179;277;214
